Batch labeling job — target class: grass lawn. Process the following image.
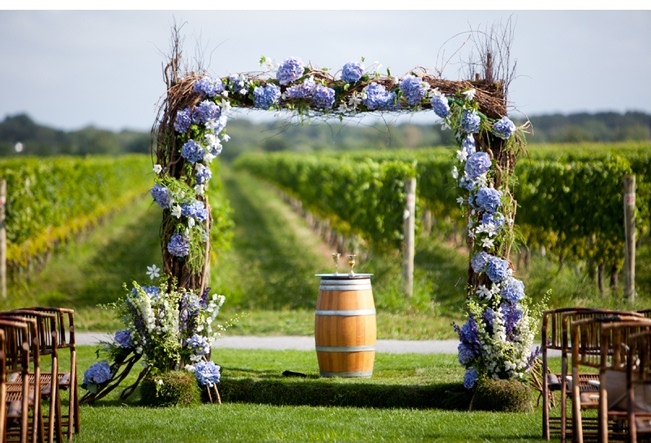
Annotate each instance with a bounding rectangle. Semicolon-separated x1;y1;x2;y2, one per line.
75;346;549;443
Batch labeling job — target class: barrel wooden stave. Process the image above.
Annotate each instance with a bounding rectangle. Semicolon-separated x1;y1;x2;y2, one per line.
314;277;376;377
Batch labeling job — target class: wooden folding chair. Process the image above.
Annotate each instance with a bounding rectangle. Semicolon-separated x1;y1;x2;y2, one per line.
0;329;8;443
541;308;643;442
7;310;61;443
0;317;40;443
23;307;78;440
618;330;651;443
571;316;651;443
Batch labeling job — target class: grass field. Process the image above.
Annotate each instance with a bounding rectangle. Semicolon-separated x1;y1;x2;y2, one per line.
73;346;550;443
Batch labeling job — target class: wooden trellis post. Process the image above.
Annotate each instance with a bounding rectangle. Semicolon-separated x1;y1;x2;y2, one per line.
0;179;6;299
402;177;416;297
624;175;636;301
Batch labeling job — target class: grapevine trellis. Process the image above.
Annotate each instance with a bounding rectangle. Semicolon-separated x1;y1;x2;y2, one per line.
81;27;536;403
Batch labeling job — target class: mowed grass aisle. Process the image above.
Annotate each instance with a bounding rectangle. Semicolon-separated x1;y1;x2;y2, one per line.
217;165;333;308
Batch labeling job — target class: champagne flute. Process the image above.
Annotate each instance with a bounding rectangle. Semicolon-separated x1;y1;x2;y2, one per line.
332;252;341;275
347;254;356;276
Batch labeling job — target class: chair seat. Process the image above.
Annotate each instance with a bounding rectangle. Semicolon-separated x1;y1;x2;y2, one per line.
8;371;72;394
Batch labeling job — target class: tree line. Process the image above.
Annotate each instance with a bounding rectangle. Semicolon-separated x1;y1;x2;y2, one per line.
1;111;649;158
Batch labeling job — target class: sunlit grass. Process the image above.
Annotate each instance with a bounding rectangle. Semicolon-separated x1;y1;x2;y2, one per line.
75;346;547;443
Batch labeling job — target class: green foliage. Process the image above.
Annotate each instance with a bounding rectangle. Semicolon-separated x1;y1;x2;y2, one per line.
234;152;417;251
140;371;202;407
472;377;534;413
0;154;152;274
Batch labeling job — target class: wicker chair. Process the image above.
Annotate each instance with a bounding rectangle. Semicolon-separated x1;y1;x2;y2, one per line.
0;329;7;442
541;308;644;442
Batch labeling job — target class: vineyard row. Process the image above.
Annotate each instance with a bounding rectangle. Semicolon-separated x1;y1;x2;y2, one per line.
233;142;651;275
0;155;233;278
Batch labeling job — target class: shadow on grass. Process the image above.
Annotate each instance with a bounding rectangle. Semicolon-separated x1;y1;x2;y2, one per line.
219;378;472;410
86;377;472;411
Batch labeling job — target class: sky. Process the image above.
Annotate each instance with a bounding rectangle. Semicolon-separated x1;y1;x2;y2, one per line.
1;6;650;132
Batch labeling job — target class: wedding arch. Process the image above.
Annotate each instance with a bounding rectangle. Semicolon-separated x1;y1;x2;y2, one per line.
81;26;537;404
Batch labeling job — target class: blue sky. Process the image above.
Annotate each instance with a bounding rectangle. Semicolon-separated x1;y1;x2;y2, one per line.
1;7;650;131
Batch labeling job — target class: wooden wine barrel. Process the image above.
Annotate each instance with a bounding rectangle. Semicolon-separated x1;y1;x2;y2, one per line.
314;274;376;377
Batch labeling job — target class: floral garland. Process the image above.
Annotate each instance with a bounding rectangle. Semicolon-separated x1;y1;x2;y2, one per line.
430;89;539;389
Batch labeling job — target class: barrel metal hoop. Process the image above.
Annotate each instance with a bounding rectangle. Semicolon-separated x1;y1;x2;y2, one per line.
315;309;376;316
319;370;373;377
319;283;372;291
315;345;376;352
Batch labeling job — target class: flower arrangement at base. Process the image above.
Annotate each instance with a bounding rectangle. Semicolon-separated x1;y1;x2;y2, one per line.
81;265;226;403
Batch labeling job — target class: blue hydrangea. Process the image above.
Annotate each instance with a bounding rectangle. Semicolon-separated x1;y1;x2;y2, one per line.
464;152;492;179
481;212;505;226
461;135;476;155
227;75;249;95
486;255;510;283
192;100;221;125
461;109;481;134
493;116;516;139
399;75;428;106
195;164;212;185
431;94;450;118
174;107;192;133
181;139;205;164
341;61;364;83
114;329;132;349
285;77;316;99
167;233;190;257
458;342;476;366
312;85;335;109
150;184;171;209
501;277;525;304
194;360;221;387
182;200;208;222
474;187;503;214
83;361;112;385
276;57;304;85
253;84;281;109
142;285;160;298
186;334;211;356
363;83;396;110
463;367;479;389
193;77;224;98
471;251;490;273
